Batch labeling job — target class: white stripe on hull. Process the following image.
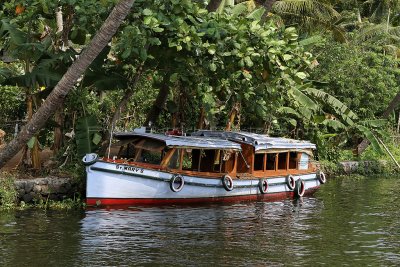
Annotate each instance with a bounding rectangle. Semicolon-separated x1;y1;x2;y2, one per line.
86;161;320;200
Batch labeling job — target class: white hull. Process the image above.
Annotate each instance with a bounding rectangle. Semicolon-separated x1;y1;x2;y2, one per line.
86;161;321;206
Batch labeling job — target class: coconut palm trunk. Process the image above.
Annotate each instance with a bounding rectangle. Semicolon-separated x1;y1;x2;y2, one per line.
0;0;135;168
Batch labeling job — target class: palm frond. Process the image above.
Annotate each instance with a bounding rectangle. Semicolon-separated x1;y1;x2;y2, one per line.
357;22;400;42
273;0;340;22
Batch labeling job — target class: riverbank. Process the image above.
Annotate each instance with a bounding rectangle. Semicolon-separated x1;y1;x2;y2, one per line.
0;159;398;211
0;172;84;211
320;159;399;176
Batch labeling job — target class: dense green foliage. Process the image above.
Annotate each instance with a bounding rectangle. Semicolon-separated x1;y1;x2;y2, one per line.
311;41;400;119
0;0;400;170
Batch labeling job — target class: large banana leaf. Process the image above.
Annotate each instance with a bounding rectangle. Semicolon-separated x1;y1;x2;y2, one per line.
304;87;358;125
355;125;383;154
289;87;319;111
322;119;346;130
277;106;302;118
75;116;102;158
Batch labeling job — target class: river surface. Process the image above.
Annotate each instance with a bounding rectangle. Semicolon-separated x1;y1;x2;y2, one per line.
0;176;399;266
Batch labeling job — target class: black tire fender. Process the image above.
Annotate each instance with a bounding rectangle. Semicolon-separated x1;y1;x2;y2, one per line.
318;171;327;184
295;178;305;197
82;153;99;166
222;175;234;191
259;178;268;194
286;175;295;190
170;174;185;192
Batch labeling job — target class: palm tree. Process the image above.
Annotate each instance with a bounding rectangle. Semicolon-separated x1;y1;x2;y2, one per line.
0;0;135;168
233;0;345;40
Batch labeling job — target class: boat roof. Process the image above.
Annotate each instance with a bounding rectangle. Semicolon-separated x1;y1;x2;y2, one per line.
191;130;316;151
114;132;242;151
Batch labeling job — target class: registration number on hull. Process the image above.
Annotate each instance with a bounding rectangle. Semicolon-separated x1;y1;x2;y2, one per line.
116;164;144;173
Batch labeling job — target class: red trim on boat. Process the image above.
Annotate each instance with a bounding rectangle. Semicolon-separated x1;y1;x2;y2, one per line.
86;187;319;206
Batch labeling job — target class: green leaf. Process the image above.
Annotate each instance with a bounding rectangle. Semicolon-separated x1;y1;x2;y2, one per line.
209;63;217;72
355;125;383;154
166;100;178;113
121;49;131;59
288;118;297;126
304;88;358;125
232;3;247;16
289;87;319;111
208;47;216;55
75;116;102;158
244;56;253;67
277;107;301;118
92;133;102;145
322;119;346;130
295;72;307;79
246;8;265;21
170;73;178;82
283;54;293;61
70;28;87;45
358;119;387;128
143;16;152;25
27;137;36;149
142;9;153;16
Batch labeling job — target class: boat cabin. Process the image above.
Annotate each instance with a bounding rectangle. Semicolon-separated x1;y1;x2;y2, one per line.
192;131;317;177
107;132;241;177
106;130;316;179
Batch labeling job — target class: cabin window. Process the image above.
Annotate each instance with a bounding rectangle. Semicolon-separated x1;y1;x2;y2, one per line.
254;154;264;171
213;150;222;172
266;153;276;171
277;152;287;170
137;150;163;164
289;152;297;169
168;149;181;169
181;149;231;173
182;149;194;170
299;153;309;170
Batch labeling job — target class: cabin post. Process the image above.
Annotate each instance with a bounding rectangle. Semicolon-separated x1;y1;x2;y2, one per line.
262;153;266;172
178;148;184;170
197;149;203;172
160;148;176;168
286;152;290;172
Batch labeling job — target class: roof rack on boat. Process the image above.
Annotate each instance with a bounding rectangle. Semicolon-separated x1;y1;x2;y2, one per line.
113;131;242;151
191;130;316;151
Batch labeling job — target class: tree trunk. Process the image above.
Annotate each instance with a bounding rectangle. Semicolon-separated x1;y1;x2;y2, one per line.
357;90;400;154
225;102;240;131
206;0;222;12
53;6;69;154
144;73;171;127
26;94;41;170
52;105;64;154
197;107;206;130
56;7;63;34
99;65;144;154
0;0;135;169
263;0;277;13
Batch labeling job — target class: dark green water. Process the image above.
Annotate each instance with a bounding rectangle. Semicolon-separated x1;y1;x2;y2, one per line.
1;176;400;266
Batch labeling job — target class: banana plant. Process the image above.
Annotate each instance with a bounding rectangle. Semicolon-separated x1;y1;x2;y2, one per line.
75;115;102;159
281;85;387;155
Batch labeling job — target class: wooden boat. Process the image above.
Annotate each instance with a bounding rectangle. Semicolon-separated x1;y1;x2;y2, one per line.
83;129;326;206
